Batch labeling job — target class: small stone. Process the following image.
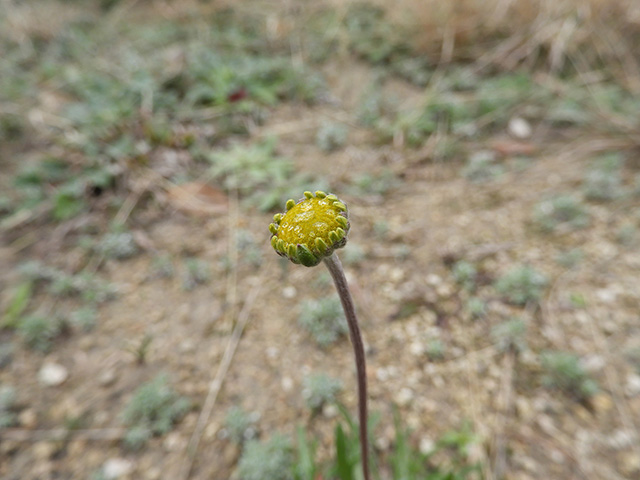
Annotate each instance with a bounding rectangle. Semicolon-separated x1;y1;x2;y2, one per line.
405;322;419;337
406;414;420;430
625;374;640;397
602;320;617;335
536;414;556;436
322;403;338;418
515;396;534;421
582;354;605;373
607;428;637;449
38;362;68;387
407;372;421;387
419;436;435;454
518;455;538;473
282;286;297;299
204;421;219;440
222;442;239;466
33;441;55;460
573;404;591;422
432;375;445;389
145;468;161;480
375;435;390;451
394;387;414;407
389;268;404;282
418;398;438;413
520;350;537;367
621;452;640;476
103;458;134;479
426;274;442;286
550;449;565;463
376;368;390;382
376;366;398;382
77;336;95;351
508;117;532;139
179;340;195;354
532;395;557;414
163;432;185;452
99;370;117;387
596;288;617;304
19;408;37;429
281;376;293;392
592;393;613;414
436;284;453;297
95;411;109;426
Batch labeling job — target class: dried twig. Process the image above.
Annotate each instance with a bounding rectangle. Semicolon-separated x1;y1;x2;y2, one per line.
1;428;126;442
178;280;262;480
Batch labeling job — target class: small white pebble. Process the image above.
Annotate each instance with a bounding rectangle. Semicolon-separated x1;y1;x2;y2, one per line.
419;436;435;454
508;117;532;139
281;376;293;392
375;435;390;451
409;341;425;357
394;387;414;407
389;268;404;282
426;274;442;286
98;370;117;387
537;414;556;436
608;428;638;449
103;458;133;479
581;354;605;373
322;404;338;418
376;368;389;382
596;288;617;304
38;362;68;387
550;449;565;464
282;286;297;299
626;374;640;397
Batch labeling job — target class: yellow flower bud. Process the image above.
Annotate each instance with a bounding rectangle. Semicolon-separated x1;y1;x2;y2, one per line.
269;191;350;267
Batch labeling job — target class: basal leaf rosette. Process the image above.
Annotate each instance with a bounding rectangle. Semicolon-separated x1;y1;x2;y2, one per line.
269;191;350;267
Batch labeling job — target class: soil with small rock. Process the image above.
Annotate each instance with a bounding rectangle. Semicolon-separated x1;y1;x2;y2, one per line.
1;2;640;480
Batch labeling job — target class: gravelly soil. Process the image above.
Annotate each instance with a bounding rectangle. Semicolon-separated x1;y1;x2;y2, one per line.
1;2;640;480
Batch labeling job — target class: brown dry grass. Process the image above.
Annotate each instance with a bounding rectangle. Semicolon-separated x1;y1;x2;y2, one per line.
329;0;640;90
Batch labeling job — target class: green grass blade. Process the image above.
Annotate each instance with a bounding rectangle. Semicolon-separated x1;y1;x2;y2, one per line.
295;425;317;480
335;423;355;480
2;280;32;328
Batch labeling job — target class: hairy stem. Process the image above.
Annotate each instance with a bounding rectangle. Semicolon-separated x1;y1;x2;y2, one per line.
323;253;370;480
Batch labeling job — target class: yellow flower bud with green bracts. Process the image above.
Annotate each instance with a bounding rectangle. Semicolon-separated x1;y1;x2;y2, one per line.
269;190;350;267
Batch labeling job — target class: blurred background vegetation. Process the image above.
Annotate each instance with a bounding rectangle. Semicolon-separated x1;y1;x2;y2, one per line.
1;0;639;479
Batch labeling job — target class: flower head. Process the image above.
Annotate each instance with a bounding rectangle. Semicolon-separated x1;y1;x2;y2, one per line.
269;191;350;267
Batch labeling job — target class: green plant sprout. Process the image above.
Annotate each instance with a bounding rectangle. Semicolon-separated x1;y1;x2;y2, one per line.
269;190;371;480
121;374;190;450
302;373;343;412
541;351;599;402
0;385;18;428
237;433;294;480
223;406;258;444
298;296;348;347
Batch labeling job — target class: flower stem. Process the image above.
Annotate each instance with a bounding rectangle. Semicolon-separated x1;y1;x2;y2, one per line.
323;253;370;480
